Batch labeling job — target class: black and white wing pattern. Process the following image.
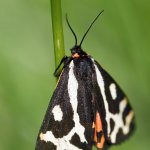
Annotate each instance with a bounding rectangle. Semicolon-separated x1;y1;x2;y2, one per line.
36;58;95;150
91;58;135;145
35;56;135;150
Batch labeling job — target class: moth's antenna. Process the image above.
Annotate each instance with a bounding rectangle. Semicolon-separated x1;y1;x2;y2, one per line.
66;14;77;45
79;10;104;47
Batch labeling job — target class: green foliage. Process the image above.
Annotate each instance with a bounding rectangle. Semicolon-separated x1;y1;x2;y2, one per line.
0;0;150;150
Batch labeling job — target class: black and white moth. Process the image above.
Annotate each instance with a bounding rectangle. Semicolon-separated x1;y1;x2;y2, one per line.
36;10;135;150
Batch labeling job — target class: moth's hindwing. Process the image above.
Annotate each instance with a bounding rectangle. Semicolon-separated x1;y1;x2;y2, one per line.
36;59;94;150
92;59;135;144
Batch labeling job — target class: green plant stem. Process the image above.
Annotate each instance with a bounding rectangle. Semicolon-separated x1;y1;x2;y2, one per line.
51;0;65;79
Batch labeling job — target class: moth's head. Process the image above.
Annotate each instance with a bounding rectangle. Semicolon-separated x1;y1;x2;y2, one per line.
66;10;104;58
70;45;87;58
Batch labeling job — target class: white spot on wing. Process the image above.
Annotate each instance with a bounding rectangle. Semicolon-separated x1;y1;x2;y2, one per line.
39;61;86;150
93;59;134;143
109;83;117;100
123;110;134;134
52;105;63;121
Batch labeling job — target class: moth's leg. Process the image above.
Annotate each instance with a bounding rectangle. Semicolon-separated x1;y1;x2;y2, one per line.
53;56;68;77
64;56;73;67
54;56;72;77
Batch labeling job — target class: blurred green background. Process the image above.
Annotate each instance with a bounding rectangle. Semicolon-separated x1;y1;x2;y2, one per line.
0;0;150;150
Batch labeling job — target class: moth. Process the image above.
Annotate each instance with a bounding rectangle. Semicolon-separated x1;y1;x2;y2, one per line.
35;10;135;150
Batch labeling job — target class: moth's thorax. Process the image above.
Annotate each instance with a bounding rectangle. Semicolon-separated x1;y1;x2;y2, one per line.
71;45;87;58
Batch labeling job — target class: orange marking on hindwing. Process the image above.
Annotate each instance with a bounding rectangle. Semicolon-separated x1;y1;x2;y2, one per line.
96;134;105;149
93;111;105;149
96;111;102;132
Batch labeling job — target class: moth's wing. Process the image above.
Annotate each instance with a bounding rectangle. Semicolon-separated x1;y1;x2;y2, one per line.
92;59;135;144
36;60;93;150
